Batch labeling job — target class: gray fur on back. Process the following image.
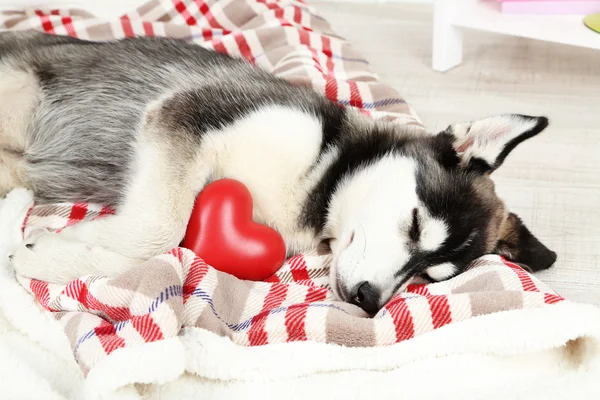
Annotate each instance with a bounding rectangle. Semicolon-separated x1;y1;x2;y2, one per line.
0;31;332;205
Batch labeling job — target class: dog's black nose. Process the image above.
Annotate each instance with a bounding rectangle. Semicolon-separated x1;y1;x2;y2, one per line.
352;281;380;315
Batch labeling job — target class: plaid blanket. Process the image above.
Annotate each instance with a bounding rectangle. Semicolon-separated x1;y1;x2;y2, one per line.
2;0;565;379
0;0;423;126
19;202;563;375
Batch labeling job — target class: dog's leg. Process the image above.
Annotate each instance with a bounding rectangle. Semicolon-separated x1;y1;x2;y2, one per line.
10;229;145;283
60;105;205;259
11;103;207;283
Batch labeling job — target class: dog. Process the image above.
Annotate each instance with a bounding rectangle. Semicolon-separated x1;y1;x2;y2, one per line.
1;31;556;314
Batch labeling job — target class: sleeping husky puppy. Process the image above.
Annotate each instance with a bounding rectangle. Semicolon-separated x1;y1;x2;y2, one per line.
2;32;556;314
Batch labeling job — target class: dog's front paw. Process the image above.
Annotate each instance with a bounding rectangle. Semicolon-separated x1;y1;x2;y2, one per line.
9;231;143;284
9;231;84;284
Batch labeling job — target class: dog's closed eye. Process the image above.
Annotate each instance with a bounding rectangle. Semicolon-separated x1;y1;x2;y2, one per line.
26;243;35;250
317;238;333;255
409;208;421;242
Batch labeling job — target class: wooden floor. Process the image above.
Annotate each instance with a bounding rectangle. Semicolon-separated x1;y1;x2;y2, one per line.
314;1;600;305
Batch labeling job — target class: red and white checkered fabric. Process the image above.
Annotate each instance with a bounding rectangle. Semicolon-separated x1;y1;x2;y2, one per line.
0;0;424;125
18;202;564;375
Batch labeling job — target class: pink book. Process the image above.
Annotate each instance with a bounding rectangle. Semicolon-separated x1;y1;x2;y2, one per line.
494;0;600;14
496;0;598;2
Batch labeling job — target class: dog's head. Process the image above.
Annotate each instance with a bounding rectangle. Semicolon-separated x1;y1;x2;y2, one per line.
323;114;556;314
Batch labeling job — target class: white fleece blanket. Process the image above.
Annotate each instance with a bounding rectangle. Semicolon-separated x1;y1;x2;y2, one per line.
2;189;600;400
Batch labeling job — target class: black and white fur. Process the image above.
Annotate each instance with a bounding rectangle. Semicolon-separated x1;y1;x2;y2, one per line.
1;32;556;314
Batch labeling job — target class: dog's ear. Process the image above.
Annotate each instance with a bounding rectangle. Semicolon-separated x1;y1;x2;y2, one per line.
494;213;557;272
441;114;549;174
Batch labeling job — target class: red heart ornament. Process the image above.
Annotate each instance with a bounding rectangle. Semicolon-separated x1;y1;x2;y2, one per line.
181;179;286;281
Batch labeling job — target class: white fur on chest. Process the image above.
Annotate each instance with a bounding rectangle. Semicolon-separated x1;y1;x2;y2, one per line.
195;105;324;252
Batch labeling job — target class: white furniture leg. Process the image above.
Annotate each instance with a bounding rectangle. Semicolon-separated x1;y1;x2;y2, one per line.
432;0;463;72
